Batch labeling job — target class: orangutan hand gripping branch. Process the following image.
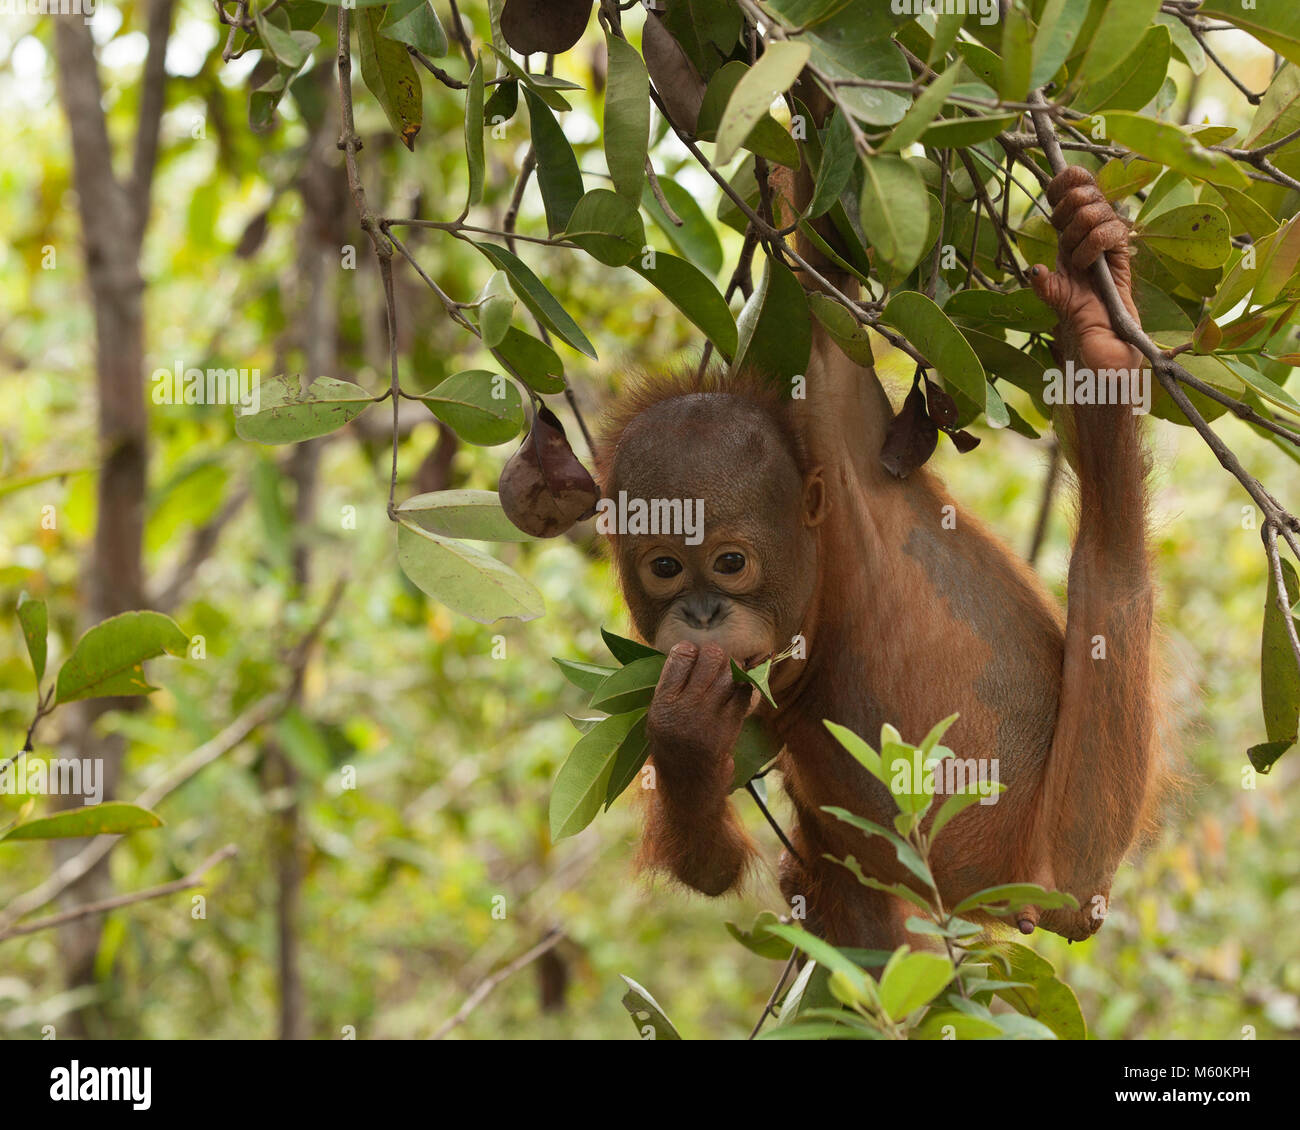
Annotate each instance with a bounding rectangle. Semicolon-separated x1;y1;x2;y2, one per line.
593;163;1158;949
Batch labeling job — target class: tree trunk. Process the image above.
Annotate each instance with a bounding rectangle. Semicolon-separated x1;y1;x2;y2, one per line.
51;2;173;1037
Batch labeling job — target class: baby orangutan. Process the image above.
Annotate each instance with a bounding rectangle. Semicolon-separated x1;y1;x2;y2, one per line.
594;165;1156;949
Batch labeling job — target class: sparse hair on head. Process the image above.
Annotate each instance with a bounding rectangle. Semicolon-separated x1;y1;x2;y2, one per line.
594;363;809;492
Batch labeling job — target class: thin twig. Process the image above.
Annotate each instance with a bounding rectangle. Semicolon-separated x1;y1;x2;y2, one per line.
749;949;799;1039
431;928;564;1039
746;782;804;867
0;845;238;943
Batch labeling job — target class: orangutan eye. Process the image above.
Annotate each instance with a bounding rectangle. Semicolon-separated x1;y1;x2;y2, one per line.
650;556;682;579
715;552;746;575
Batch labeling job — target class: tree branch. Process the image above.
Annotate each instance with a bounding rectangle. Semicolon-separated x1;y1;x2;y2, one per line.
0;845;237;943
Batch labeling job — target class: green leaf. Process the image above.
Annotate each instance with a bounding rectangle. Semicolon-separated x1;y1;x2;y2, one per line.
1155;12;1205;74
880;292;988;425
55;611;188;705
1095;155;1164;201
523;87;583;235
16;593;47;685
1074;24;1170;114
929;787;997;844
1247;738;1294;773
419;370;524;446
493;327;566;393
878;952;952;1022
943;288;1057;332
550;711;645;839
1227;358;1300;419
715;41;808;164
396;519;544;624
2;802;164;842
1252;213;1300;306
727;910;794;960
993;942;1087;1040
859;155;930;276
998;1;1033;103
464;56;485;209
1199;0;1300;68
569;713;608;735
589;654;667;714
1098;112;1250;191
832;857;933;913
913;1009;1004;1040
916;113;1017;148
484;76;518;126
235;375;376;445
487;47;584;107
256;7;312;68
823;720;883;781
633;251;739;359
730;717;778;790
800;5;909;125
604;713;652;808
1075;0;1161;88
619;975;682;1040
774;958;820;1029
731;657;777;708
805;108;856;216
358;5;422;149
764;924;873;1001
1200;184;1278;243
1031;0;1089;87
472;269;515;348
732;255;810;381
555;658;618;694
822;806;933;885
562;188;647;267
601;628;660;665
953;883;1079;916
473;242;597;358
880;66;959;155
380;0;447;56
641;177;724;276
249;60;300;134
697;61;800;168
604;31;650;201
809;293;875;365
1259;556;1300;749
1136;203;1231;268
659;0;743;77
394;489;536;542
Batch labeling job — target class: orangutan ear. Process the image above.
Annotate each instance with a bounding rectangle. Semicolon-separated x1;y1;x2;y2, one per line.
802;467;829;527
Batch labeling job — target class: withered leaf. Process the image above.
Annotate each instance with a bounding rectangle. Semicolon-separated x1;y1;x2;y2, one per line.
642;11;705;136
499;405;600;537
880;380;938;479
500;0;593;56
945;428;981;454
923;376;959;428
